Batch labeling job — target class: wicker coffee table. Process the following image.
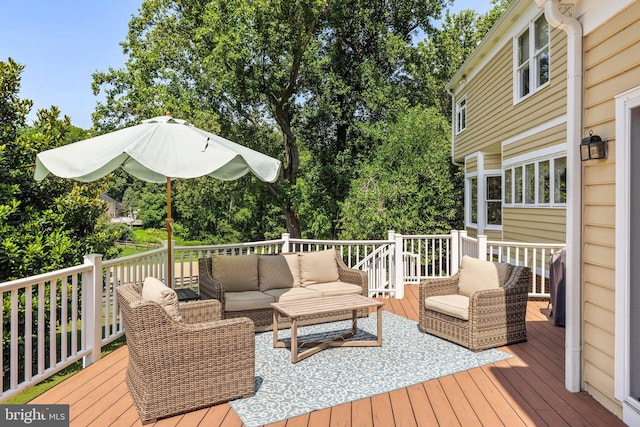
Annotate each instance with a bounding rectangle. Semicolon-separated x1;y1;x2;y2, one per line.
271;294;384;363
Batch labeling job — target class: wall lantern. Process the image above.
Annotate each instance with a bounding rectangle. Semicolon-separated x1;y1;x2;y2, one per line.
580;131;607;161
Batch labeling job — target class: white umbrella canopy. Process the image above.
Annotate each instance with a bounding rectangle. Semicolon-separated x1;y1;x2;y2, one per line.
34;114;281;286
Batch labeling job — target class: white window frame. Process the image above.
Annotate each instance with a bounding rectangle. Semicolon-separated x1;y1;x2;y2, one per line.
465;172;478;228
484;171;503;231
503;145;567;208
456;97;467;134
615;85;640;426
513;13;550;103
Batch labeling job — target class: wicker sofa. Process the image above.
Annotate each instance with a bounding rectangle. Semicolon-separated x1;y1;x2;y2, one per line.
419;256;531;351
116;281;255;424
198;249;369;332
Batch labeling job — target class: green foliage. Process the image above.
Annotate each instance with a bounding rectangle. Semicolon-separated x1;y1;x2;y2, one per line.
0;59;123;282
92;0;452;239
338;106;463;240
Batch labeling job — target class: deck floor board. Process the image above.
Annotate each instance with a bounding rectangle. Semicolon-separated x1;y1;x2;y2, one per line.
29;285;625;426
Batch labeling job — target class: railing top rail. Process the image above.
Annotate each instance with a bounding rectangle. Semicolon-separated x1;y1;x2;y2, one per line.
101;247;166;267
486;241;566;249
288;238;393;246
399;234;453;239
175;239;285;252
0;264;92;291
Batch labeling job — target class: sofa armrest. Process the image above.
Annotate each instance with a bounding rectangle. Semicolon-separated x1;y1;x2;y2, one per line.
179;299;223;323
335;255;368;295
419;274;460;302
198;257;226;305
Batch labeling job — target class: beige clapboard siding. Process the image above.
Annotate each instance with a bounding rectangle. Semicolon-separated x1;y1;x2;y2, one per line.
483;153;501;170
465;156;478;173
483;229;502;241
454;28;567;161
503;122;566;160
502;208;565;243
581;1;640;413
465;228;478;239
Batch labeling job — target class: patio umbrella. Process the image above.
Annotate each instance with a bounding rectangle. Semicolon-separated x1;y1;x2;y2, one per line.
34;114;281;286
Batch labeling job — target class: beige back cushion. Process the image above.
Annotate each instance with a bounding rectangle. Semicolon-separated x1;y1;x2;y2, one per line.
141;277;182;321
457;255;500;297
212;254;259;292
299;250;340;286
258;254;301;290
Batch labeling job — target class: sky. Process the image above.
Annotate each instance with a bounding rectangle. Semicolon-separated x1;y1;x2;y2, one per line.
0;1;492;130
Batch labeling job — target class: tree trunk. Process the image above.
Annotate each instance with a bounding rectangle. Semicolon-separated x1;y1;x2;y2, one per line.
272;100;303;238
284;204;302;238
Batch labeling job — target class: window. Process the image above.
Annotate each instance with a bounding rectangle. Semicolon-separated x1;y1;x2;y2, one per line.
516;14;549;100
505;169;512;204
525;163;536;204
486;175;502;226
554;157;566;203
470;177;478;224
514;166;523;204
504;155;566;207
456;98;466;134
538;160;550;203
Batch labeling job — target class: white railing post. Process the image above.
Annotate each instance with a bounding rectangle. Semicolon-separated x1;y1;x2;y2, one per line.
450;230;460;275
393;232;404;299
162;240;170;286
281;233;290;253
83;254;103;367
387;231;396;297
478;235;488;261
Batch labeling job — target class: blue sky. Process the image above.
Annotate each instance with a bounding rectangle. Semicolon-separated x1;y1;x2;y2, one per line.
0;1;492;130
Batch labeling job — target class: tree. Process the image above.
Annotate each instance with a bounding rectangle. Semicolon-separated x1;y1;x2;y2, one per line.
409;0;512;118
338;106;463;239
92;0;450;239
0;58;122;282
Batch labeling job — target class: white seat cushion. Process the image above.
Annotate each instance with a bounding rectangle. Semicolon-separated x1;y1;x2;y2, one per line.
457;255;500;297
141;277;182;321
305;281;362;297
299;250;339;286
224;291;275;312
264;287;324;302
424;294;470;320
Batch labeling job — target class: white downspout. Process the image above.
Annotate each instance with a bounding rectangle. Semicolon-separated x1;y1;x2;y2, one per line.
535;0;583;392
447;88;463;166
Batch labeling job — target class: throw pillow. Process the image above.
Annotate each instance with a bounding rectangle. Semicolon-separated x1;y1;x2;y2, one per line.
212;254;259;292
457;255;500;297
141;277;182;321
258;254;301;290
299;249;339;286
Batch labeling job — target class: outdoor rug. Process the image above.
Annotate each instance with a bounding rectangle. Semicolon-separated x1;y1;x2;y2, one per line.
230;310;513;426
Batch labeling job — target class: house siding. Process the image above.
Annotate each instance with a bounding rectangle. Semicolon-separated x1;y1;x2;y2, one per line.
582;0;640;416
503;208;565;243
502;122;566;160
483;153;501;170
454;27;568;161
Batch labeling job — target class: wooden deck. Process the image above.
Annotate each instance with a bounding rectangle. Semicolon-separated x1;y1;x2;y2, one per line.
31;285;625;426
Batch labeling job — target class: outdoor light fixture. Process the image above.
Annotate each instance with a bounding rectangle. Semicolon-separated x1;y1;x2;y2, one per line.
580;131;607;161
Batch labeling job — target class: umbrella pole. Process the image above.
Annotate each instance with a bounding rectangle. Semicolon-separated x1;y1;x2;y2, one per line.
166;177;174;288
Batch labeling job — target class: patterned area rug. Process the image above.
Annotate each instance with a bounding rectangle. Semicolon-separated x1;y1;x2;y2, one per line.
230;311;513;426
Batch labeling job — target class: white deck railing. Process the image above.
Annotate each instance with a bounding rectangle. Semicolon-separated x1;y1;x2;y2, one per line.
458;231;566;297
1;230;563;401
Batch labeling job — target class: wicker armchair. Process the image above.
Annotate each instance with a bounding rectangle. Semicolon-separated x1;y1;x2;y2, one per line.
116;284;255;424
419;264;531;351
